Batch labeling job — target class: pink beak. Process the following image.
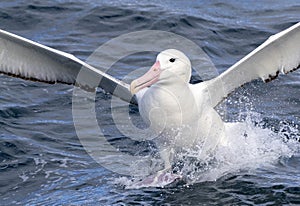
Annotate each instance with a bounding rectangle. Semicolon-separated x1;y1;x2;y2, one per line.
130;61;161;95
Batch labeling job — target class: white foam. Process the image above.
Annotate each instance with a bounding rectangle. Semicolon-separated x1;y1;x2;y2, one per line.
19;173;29;182
175;113;300;184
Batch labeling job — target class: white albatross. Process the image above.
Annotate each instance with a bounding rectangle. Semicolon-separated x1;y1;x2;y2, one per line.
129;22;300;173
130;49;228;172
0;22;300;179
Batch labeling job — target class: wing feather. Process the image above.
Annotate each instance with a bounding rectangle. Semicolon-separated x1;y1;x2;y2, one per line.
0;29;132;102
204;22;300;107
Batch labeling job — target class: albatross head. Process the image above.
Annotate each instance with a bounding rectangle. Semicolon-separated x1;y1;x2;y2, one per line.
130;49;191;95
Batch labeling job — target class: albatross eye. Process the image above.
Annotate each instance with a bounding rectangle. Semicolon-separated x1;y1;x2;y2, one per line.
169;58;176;63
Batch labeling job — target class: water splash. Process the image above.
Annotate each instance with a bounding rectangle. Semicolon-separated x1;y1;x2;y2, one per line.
175;113;300;185
117;112;300;189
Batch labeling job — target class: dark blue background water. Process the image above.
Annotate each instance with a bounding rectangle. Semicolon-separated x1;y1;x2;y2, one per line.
0;0;300;205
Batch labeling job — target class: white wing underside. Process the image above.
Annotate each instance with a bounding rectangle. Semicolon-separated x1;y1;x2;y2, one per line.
200;22;300;107
0;29;132;102
0;23;299;105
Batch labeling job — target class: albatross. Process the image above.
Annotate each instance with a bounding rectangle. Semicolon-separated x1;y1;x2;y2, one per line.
130;49;228;172
0;22;300;179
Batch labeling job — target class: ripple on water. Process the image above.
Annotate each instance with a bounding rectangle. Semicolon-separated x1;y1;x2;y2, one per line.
0;0;300;205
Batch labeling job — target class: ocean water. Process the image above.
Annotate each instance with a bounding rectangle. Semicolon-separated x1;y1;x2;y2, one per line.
0;0;300;205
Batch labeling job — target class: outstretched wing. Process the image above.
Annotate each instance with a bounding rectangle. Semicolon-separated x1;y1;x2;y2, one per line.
0;29;132;103
203;22;300;107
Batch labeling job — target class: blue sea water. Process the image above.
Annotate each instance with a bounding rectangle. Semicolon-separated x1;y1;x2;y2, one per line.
0;0;300;205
